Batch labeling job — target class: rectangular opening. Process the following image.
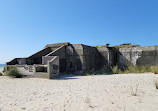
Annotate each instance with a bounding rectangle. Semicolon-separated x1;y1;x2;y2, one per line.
36;66;47;72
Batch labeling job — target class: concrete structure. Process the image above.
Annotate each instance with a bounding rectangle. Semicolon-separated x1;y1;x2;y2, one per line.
118;46;158;66
6;42;158;79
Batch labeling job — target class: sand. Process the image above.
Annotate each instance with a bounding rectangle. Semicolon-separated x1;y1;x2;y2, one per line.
0;73;158;111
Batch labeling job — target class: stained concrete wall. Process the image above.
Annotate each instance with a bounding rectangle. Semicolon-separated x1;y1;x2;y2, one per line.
117;46;158;66
137;46;158;66
118;47;142;66
27;47;52;65
46;45;66;72
66;45;77;72
6;42;158;78
6;65;50;79
7;58;27;65
48;56;60;79
6;65;35;75
17;58;27;65
18;65;35;75
45;42;70;48
42;56;55;65
82;45;102;71
67;44;113;72
96;46;120;67
67;44;83;72
96;46;112;66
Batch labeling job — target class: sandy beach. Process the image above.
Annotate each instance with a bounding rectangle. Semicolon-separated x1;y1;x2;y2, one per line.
0;73;158;111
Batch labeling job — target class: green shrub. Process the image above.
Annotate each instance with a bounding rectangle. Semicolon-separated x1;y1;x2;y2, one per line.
3;67;6;73
0;72;2;76
111;66;119;74
7;67;23;78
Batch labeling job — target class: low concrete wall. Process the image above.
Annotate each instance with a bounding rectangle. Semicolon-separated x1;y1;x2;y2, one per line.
6;65;35;75
48;56;60;79
6;65;50;79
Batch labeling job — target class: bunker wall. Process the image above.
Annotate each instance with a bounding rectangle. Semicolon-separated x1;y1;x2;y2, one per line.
118;46;158;66
47;46;66;72
27;47;52;65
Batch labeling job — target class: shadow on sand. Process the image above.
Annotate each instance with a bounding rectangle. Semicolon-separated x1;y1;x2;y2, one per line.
57;73;116;80
57;74;80;80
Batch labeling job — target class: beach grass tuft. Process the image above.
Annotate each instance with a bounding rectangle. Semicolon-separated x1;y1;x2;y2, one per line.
6;67;23;78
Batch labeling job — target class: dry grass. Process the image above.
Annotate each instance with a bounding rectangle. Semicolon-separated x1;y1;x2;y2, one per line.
150;66;158;74
131;84;139;96
114;43;140;48
84;65;158;75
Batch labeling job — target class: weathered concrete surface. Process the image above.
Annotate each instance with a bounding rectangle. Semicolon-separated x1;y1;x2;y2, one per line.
27;47;52;65
118;47;142;66
42;56;55;65
137;46;158;66
48;56;60;79
7;58;27;65
117;46;158;66
45;42;69;48
6;65;35;75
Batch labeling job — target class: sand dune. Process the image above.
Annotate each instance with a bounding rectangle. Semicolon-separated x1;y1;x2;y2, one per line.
0;74;158;111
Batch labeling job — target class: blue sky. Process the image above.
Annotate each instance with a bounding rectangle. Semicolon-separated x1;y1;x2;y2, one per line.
0;0;158;64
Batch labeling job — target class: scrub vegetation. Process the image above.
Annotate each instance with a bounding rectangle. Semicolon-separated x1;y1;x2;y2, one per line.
6;67;23;78
114;43;140;48
3;67;6;73
83;65;158;75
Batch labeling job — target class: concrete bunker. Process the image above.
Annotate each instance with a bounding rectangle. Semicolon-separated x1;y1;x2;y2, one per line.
6;42;158;79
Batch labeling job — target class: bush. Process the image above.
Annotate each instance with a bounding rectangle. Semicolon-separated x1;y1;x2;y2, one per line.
7;67;23;78
111;66;119;74
0;72;2;76
3;67;6;73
